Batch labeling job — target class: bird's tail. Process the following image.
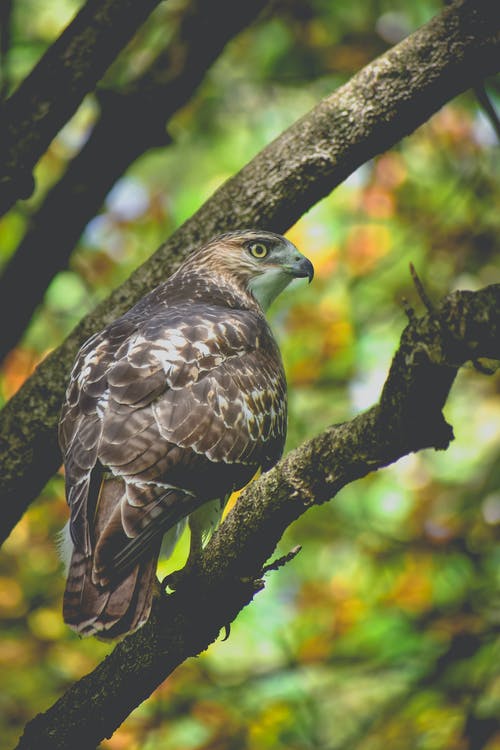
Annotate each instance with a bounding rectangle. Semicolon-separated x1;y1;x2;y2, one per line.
62;477;160;639
62;545;159;639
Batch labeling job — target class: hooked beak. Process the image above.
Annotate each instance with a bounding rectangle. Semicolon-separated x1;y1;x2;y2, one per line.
288;256;314;283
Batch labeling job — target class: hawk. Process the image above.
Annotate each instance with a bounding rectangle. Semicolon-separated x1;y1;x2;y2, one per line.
59;230;314;638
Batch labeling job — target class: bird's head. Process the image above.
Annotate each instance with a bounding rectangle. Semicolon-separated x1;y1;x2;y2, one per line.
185;230;314;310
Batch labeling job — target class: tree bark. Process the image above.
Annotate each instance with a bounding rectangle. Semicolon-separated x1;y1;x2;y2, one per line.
0;0;162;217
0;0;269;362
0;0;499;545
15;283;500;749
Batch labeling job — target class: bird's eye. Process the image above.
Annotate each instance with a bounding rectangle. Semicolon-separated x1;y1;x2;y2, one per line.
248;242;269;259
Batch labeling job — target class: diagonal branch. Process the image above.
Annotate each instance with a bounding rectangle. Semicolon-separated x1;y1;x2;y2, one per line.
0;0;163;217
16;284;500;750
0;0;499;546
0;0;270;362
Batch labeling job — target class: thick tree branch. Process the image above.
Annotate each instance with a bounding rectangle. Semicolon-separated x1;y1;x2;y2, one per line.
0;0;162;217
0;0;269;363
0;0;499;546
16;284;500;749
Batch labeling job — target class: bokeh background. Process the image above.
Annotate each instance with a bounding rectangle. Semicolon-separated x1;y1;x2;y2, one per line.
1;1;499;748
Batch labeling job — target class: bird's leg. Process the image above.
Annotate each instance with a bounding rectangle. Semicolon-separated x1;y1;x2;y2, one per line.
161;514;205;593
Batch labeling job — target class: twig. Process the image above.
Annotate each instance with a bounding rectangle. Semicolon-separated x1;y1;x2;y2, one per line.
262;545;302;574
409;262;435;314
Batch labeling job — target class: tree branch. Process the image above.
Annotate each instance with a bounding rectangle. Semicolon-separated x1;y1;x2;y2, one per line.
16;284;500;749
0;0;163;217
0;0;269;363
0;0;499;546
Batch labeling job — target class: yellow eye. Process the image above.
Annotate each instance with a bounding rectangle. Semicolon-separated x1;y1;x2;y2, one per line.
249;242;269;259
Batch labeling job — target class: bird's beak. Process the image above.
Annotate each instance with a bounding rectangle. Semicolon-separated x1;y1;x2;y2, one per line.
289;256;314;283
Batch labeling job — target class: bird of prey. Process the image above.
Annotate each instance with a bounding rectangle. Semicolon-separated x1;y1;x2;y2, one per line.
59;230;314;638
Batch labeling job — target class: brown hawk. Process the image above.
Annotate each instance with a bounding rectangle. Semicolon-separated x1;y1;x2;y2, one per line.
59;230;313;638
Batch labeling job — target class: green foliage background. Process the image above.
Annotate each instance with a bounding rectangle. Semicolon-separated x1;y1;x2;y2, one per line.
0;1;499;748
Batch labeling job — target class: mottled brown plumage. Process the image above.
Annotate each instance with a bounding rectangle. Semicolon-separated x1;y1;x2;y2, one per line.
59;230;313;638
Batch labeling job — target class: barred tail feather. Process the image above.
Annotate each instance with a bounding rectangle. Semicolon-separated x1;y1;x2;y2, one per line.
62;476;161;639
62;545;159;638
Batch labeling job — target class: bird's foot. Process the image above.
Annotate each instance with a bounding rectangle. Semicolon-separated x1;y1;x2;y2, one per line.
161;554;201;593
161;567;187;594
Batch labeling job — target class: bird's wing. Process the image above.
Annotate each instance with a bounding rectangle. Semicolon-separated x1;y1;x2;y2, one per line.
59;315;139;555
60;303;287;582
